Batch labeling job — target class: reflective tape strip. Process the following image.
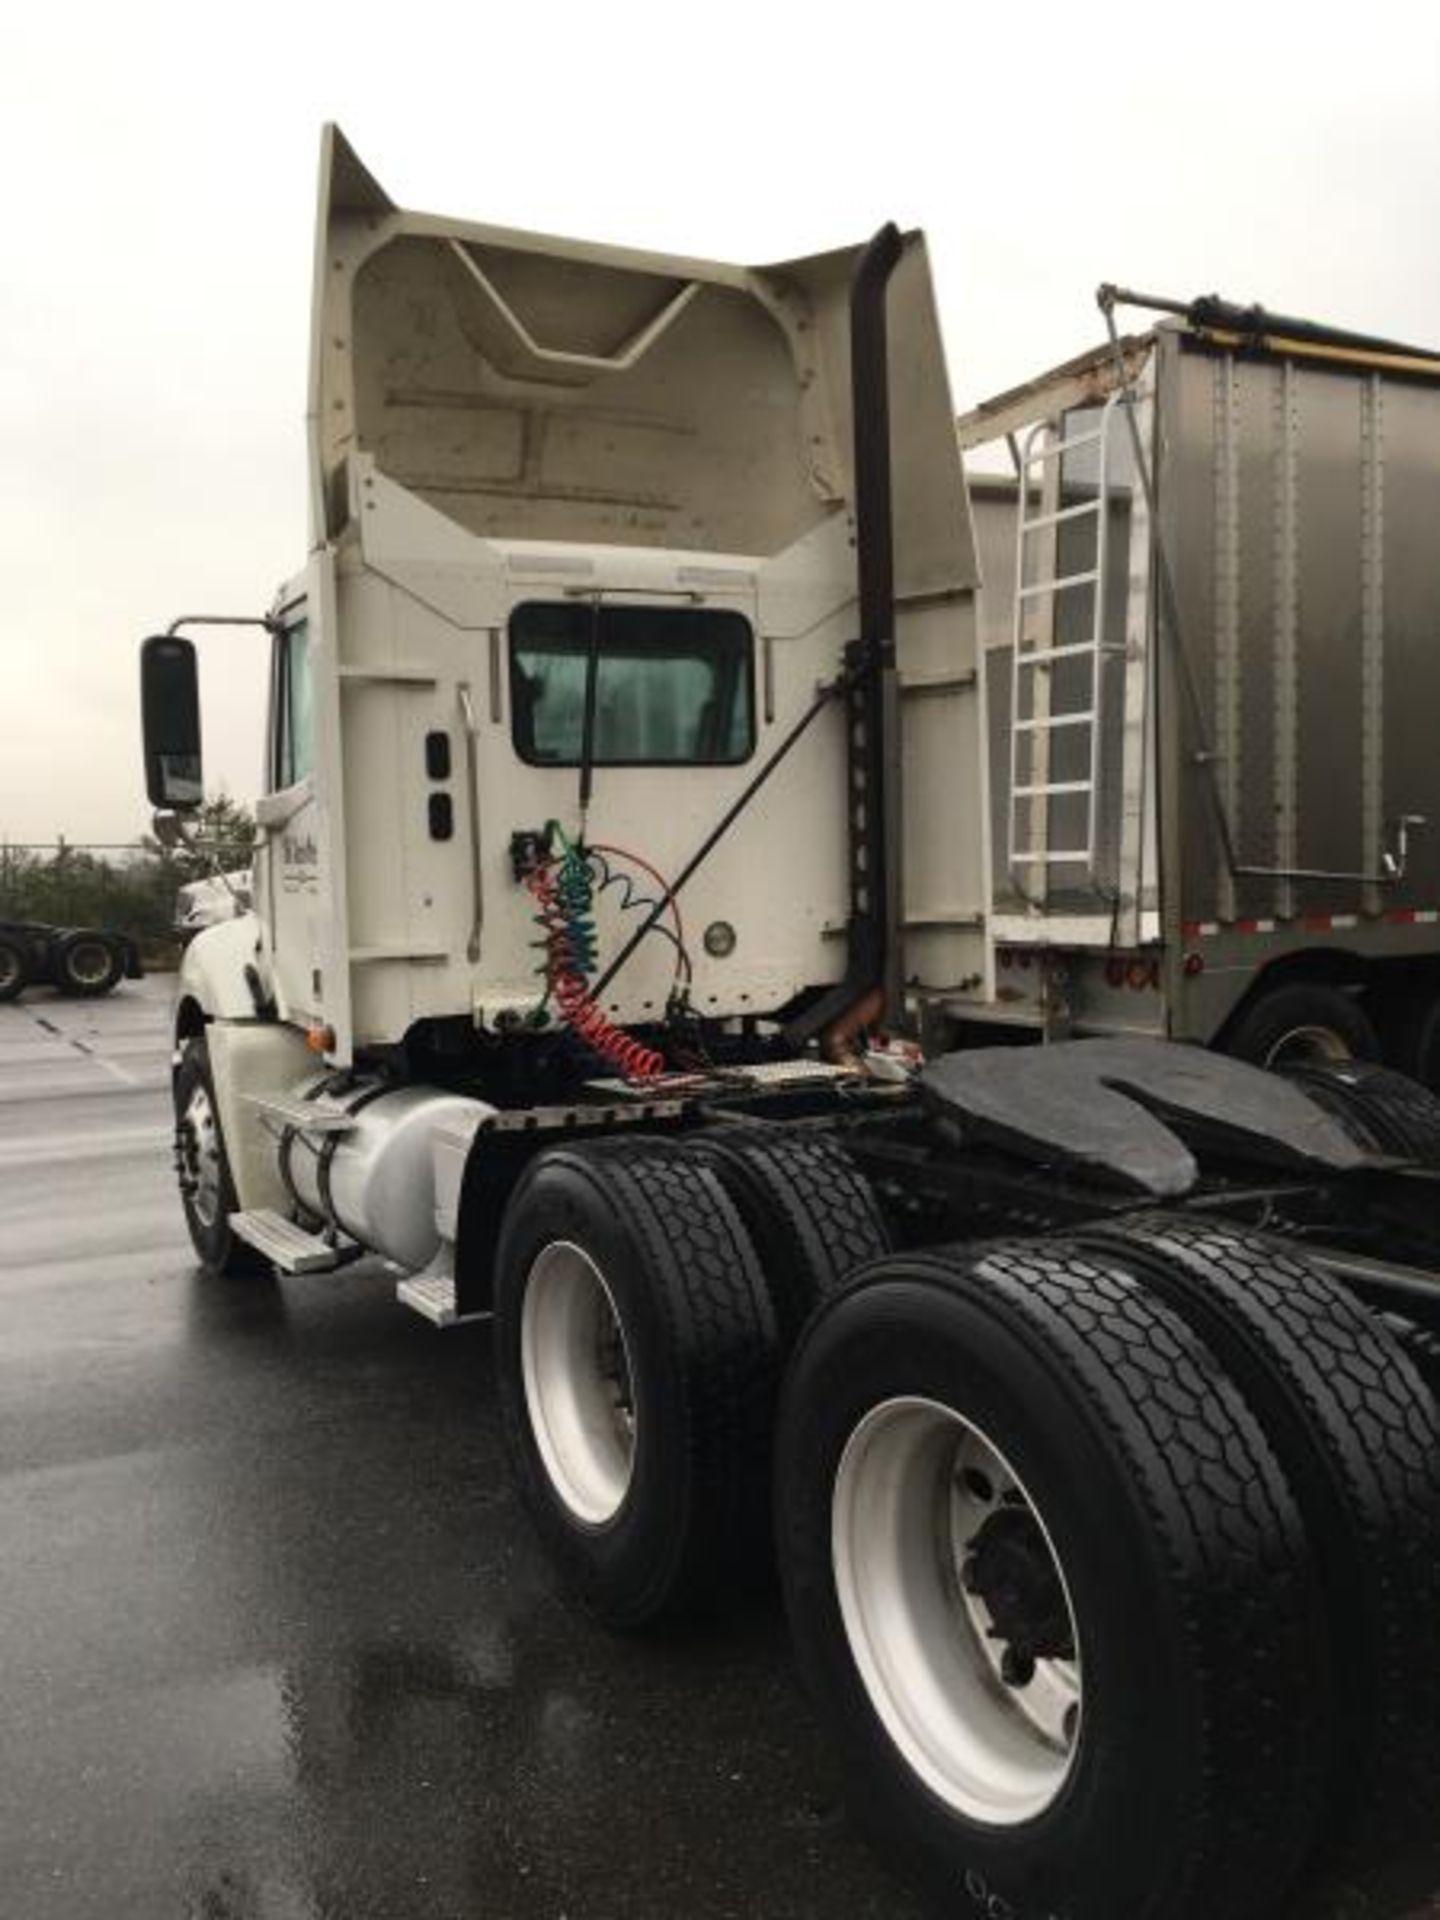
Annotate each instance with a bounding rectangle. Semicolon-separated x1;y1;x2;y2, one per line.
1181;910;1439;937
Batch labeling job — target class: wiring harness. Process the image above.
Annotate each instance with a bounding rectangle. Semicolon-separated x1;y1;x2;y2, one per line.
526;825;690;1083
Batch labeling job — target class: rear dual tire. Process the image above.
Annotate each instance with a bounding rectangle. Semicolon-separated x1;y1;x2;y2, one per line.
776;1241;1329;1920
685;1129;889;1339
493;1130;886;1627
1078;1215;1440;1855
1283;1057;1440;1163
493;1137;781;1628
494;1136;1440;1913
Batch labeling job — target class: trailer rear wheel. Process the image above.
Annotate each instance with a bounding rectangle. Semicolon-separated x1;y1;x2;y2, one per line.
0;933;27;1003
1083;1215;1440;1852
494;1137;780;1627
686;1130;888;1342
173;1036;267;1278
776;1241;1327;1920
1222;980;1380;1068
56;932;123;997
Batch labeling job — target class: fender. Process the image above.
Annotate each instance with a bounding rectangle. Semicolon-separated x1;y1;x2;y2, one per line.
173;912;313;1213
174;913;268;1028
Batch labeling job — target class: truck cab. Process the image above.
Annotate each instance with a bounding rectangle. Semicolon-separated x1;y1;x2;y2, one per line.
136;129;1440;1920
156;128;986;1080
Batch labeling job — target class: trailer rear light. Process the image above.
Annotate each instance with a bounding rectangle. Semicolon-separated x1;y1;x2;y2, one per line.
1184;952;1205;977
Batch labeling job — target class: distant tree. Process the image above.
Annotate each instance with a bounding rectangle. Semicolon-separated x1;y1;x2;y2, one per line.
0;794;256;962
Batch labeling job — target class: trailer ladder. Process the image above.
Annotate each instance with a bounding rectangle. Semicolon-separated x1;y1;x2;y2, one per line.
1007;393;1124;892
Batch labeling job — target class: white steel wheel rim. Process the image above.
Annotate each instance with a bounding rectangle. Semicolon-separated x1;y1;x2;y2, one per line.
66;940;113;986
521;1240;637;1527
179;1081;223;1228
832;1396;1082;1826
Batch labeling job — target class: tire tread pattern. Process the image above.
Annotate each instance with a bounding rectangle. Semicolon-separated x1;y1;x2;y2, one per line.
1284;1059;1440;1164
688;1130;889;1340
873;1241;1328;1920
508;1135;781;1623
963;1236;1328;1912
1087;1213;1440;1848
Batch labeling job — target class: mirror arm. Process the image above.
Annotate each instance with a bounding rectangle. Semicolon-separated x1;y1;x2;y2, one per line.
152;810;250;911
166;614;283;638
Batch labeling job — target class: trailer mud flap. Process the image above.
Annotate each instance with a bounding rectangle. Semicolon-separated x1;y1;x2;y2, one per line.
921;1037;1370;1197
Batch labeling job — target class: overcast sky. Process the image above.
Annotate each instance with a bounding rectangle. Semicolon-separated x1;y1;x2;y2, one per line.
4;1;1439;845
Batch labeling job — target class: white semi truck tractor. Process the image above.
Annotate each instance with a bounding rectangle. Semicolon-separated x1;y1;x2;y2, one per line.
140;129;1440;1920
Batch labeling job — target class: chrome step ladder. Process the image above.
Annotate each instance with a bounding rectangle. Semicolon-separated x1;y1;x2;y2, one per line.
1007;393;1123;890
228;1207;352;1274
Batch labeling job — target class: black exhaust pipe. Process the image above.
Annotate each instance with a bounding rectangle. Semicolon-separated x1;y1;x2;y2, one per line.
852;222;904;678
784;222;906;1050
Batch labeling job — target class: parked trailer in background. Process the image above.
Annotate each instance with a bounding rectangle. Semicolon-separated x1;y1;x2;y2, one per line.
0;918;141;1002
957;305;1440;1078
139;128;1440;1920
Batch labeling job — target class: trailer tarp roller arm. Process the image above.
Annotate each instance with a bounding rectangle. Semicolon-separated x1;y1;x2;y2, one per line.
1100;283;1440;378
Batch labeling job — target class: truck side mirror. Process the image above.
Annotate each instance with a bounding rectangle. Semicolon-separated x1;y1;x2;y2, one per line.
140;635;204;811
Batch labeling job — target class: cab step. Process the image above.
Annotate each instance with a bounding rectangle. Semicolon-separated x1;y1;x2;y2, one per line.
228;1208;349;1273
396;1272;460;1325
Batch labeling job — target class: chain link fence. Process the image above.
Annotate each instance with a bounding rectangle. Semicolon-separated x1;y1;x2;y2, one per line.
0;841;253;968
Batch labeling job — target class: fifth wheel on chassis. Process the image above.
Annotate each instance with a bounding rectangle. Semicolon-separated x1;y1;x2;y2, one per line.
140;127;1440;1920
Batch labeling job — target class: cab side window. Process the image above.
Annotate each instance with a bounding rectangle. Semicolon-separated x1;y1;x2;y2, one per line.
273;617;314;790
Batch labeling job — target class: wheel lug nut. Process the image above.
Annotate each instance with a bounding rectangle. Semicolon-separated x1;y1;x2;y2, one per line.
1000;1648;1035;1688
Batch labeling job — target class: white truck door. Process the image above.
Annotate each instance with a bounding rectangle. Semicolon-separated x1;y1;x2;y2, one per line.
253;554;354;1060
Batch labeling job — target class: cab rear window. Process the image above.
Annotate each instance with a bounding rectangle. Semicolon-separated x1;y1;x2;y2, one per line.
510;603;755;767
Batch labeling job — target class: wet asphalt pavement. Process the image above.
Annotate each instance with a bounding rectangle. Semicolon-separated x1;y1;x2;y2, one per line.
4;980;1440;1920
0;978;927;1920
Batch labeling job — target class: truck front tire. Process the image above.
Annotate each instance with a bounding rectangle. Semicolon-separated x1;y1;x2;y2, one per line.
493;1136;780;1627
173;1035;266;1277
775;1240;1329;1920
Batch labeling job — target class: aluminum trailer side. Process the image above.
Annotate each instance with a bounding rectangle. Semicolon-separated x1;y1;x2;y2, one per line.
958;317;1440;1078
